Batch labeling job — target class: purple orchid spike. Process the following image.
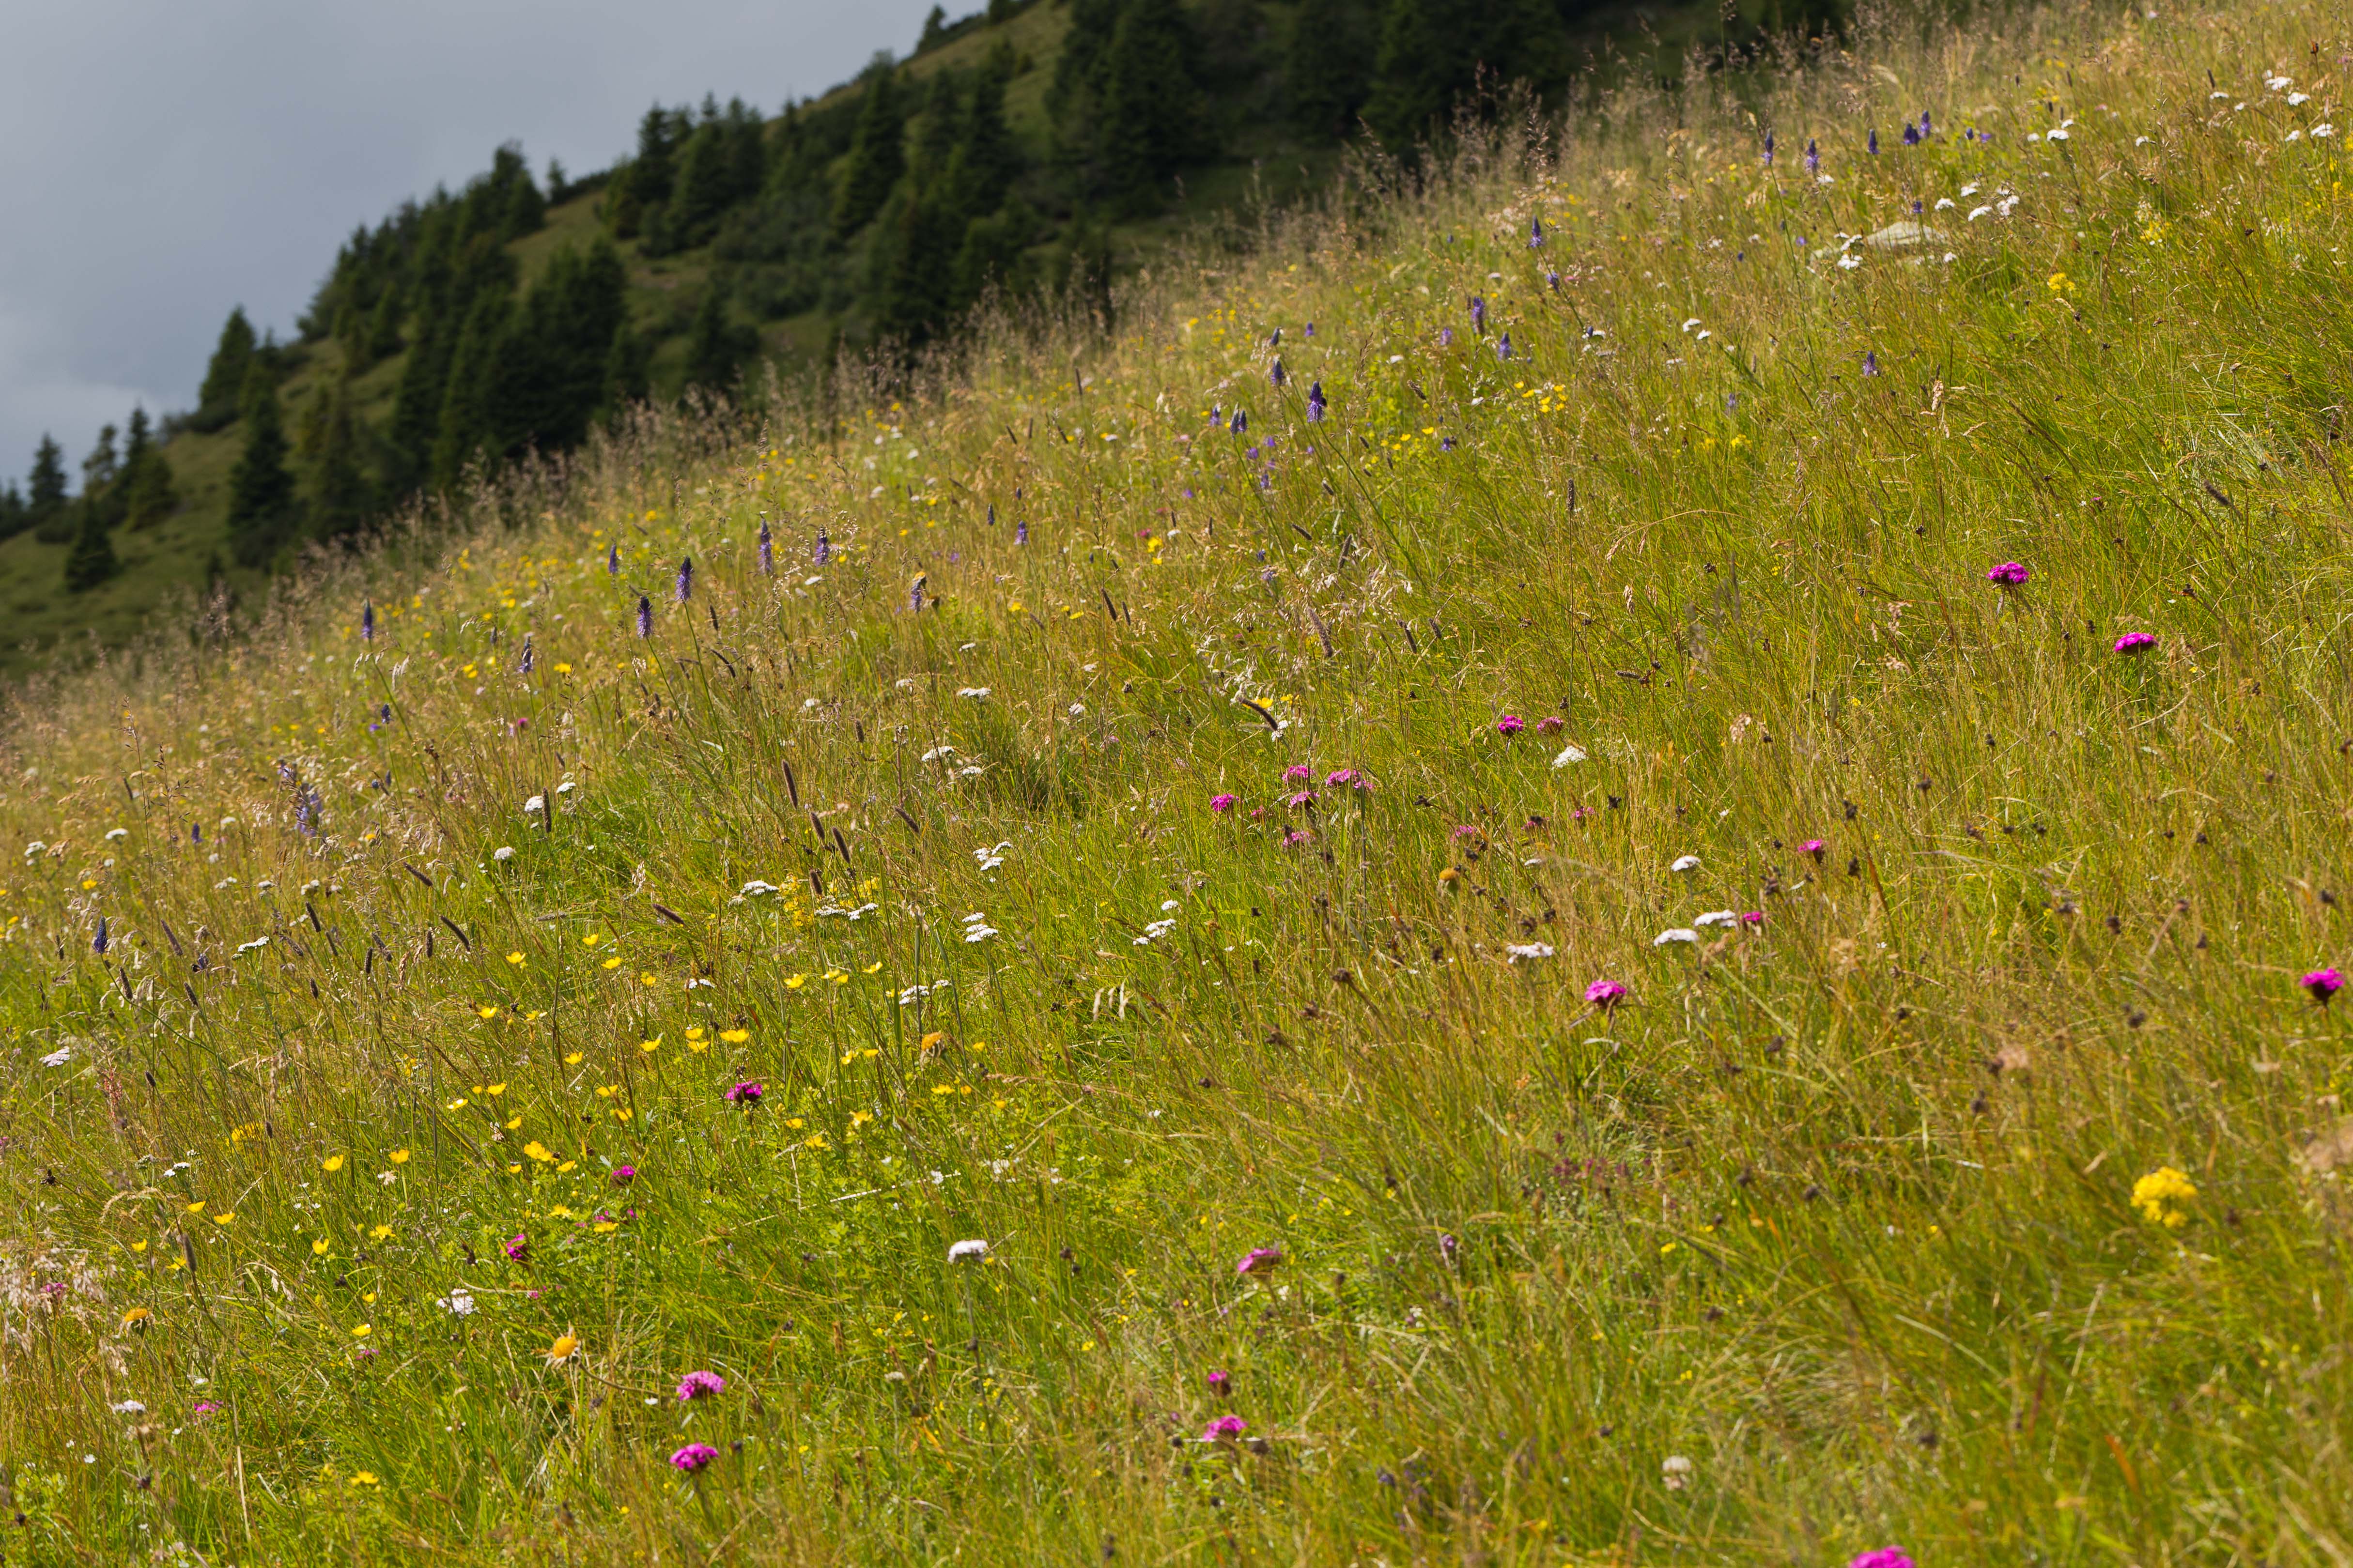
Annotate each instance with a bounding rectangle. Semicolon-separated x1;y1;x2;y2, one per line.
813;529;830;566
1763;129;1775;165
635;596;652;639
1306;382;1326;423
1806;138;1820;173
360;600;374;643
757;515;773;575
674;557;693;603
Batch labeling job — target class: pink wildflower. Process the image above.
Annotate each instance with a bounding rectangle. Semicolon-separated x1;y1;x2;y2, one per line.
1210;793;1238;814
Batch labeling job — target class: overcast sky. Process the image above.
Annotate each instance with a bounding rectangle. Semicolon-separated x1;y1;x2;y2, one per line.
0;0;941;485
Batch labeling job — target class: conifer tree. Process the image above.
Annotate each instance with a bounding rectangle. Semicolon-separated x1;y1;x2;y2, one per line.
918;5;950;51
122;439;178;531
26;435;68;522
194;307;258;430
224;361;300;566
1289;0;1376;138
609;106;683;240
310;374;372;542
944;46;1023;223
365;283;405;359
1098;0;1211;212
62;499;120;592
833;69;906;238
0;481;24;541
682;280;759;394
431;286;515;491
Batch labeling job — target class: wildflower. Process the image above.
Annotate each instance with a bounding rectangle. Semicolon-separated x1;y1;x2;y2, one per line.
1670;855;1702;873
518;636;534;675
2304;968;2344;1004
192;1401;221;1417
505;1233;529;1263
1207;1369;1232;1398
948;1239;991;1262
671;1443;720;1474
1695;910;1739;928
1306;382;1326;422
814;528;831;566
1496;714;1525;736
1014;520;1028;546
635;596;652;639
726;1081;764;1106
93;915;108;955
611;1165;637;1184
1470;296;1486;333
1536;715;1564;734
545;1333;580;1364
1324;768;1368;790
1654;928;1701;946
1585;979;1627;1010
1867;127;1879;154
909;575;928;613
1805;138;1820;173
677;1370;727;1402
1662;1454;1693;1489
1210;793;1238;814
1902;122;1920;146
1203;1415;1249;1444
121;1307;152;1329
1919;109;1933;138
757;516;773;576
1849;1552;1917;1568
1529;215;1545;247
1505;942;1555;962
439;1291;475;1316
675;557;693;602
1236;1246;1283;1276
2113;631;2158;655
1282;763;1313;784
1861;351;1880;377
351;1323;371;1338
1740;911;1765;926
1986;561;2030;586
1762;129;1775;165
2130;1167;2197;1228
1230;409;1248;435
1282;828;1312;846
1440;327;1455;348
1285;790;1317;809
361;600;375;642
606;542;619;574
1799;838;1827;861
1270;357;1286;389
1497;332;1514;361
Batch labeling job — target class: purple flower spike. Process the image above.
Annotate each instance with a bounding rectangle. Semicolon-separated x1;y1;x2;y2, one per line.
1270;358;1286;389
1862;351;1880;377
1987;561;2030;586
1230;409;1248;435
2113;631;2158;655
361;600;375;642
1529;215;1546;248
2304;968;2345;1004
606;542;619;575
1015;519;1028;546
758;516;773;576
1440;327;1455;348
635;596;652;639
1806;138;1820;174
1497;332;1514;361
813;529;831;566
1306;382;1326;423
1762;130;1775;165
671;1443;720;1474
1470;296;1486;333
675;557;693;603
1868;127;1880;154
677;1370;727;1402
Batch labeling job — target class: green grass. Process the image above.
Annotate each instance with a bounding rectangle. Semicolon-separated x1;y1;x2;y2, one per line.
6;0;2353;1559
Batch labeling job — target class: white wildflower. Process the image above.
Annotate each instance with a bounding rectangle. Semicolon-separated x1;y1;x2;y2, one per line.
40;1047;72;1068
1505;942;1555;963
1551;743;1587;767
1653;928;1701;947
948;1239;990;1262
1670;855;1702;873
493;846;516;861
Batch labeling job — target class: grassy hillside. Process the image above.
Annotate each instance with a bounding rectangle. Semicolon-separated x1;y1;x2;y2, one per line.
6;0;2353;1559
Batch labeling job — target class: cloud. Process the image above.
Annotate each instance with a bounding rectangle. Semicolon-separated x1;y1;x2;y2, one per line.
0;0;939;480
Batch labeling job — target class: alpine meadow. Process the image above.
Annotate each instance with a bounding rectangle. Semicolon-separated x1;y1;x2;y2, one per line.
7;0;2353;1561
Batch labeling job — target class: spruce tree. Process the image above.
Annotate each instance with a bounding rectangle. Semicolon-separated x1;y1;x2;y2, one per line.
0;481;23;541
911;72;962;187
123;443;178;531
917;5;949;51
311;374;372;542
431;285;514;491
365;284;405;359
609;106;682;240
1098;0;1212;212
487;240;629;455
194;307;258;430
1289;0;1376;138
682;280;759;395
832;69;906;238
1364;0;1571;147
62;499;120;592
876;190;956;346
27;435;68;522
224;361;300;566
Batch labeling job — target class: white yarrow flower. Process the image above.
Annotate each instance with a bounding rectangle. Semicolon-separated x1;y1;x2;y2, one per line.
493;846;516;861
1670;855;1702;873
1551;743;1587;767
948;1239;990;1262
1654;928;1701;947
1505;942;1555;963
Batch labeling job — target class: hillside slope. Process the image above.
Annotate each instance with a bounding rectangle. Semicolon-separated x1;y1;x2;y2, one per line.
5;0;2353;1559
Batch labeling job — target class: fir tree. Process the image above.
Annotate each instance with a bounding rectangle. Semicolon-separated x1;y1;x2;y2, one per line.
1364;0;1571;147
604;324;651;415
682;280;760;395
62;500;119;592
833;68;906;238
26;435;68;521
123;442;178;531
365;283;405;360
431;285;515;491
942;47;1024;225
918;5;950;51
488;240;630;455
876;190;958;346
224;361;300;566
1288;0;1377;139
194;307;257;431
310;374;372;542
609;106;683;240
1098;0;1212;212
911;72;962;187
0;481;24;542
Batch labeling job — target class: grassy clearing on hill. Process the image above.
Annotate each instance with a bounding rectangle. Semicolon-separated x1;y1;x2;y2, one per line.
5;0;2353;1559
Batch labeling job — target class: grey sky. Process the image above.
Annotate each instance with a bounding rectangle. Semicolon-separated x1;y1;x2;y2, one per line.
0;0;941;483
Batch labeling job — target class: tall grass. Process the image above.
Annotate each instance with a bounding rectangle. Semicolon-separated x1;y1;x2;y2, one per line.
5;0;2353;1559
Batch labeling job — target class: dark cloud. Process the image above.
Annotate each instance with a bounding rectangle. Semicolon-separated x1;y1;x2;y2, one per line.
0;0;938;477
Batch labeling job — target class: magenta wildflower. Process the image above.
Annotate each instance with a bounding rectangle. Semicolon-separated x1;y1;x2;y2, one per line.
1282;763;1313;784
504;1233;528;1263
1986;561;2030;586
1496;714;1525;736
1739;911;1765;926
1285;790;1317;809
726;1081;764;1106
1207;1369;1232;1397
192;1400;222;1418
1281;829;1312;846
671;1443;721;1474
1203;1415;1249;1444
1324;768;1365;789
1798;838;1827;861
1848;1553;1915;1568
2114;631;2158;654
1537;715;1565;734
1236;1247;1284;1276
2305;968;2345;1004
611;1165;636;1184
1210;793;1238;814
1585;979;1627;1010
677;1370;727;1402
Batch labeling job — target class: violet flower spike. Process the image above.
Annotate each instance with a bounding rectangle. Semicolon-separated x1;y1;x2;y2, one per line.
1230;408;1248;435
1015;519;1028;546
1306;382;1326;423
1868;127;1880;154
635;596;652;639
1270;357;1286;389
674;557;693;603
93;916;108;956
606;542;619;575
814;529;830;566
1497;332;1514;361
758;515;773;576
1762;129;1775;165
360;600;374;642
1470;295;1486;333
1529;215;1545;248
1806;138;1820;173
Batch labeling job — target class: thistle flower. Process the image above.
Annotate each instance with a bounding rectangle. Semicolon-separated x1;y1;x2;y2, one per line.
606;543;619;575
1306;382;1326;422
2304;967;2345;1004
1210;793;1238;814
675;557;693;603
814;529;831;566
1270;358;1286;388
360;600;374;642
1806;138;1820;173
2113;631;2158;654
635;596;652;639
1202;1415;1249;1444
1236;1246;1283;1276
1496;714;1525;735
671;1443;720;1474
725;1081;764;1106
1585;979;1627;1010
677;1370;727;1402
1529;215;1546;248
758;515;774;575
1986;561;2030;586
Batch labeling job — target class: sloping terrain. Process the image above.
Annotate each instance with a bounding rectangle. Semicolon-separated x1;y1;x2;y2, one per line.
3;0;2353;1560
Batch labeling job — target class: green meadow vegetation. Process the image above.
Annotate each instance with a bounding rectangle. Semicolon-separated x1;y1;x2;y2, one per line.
4;0;2353;1559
